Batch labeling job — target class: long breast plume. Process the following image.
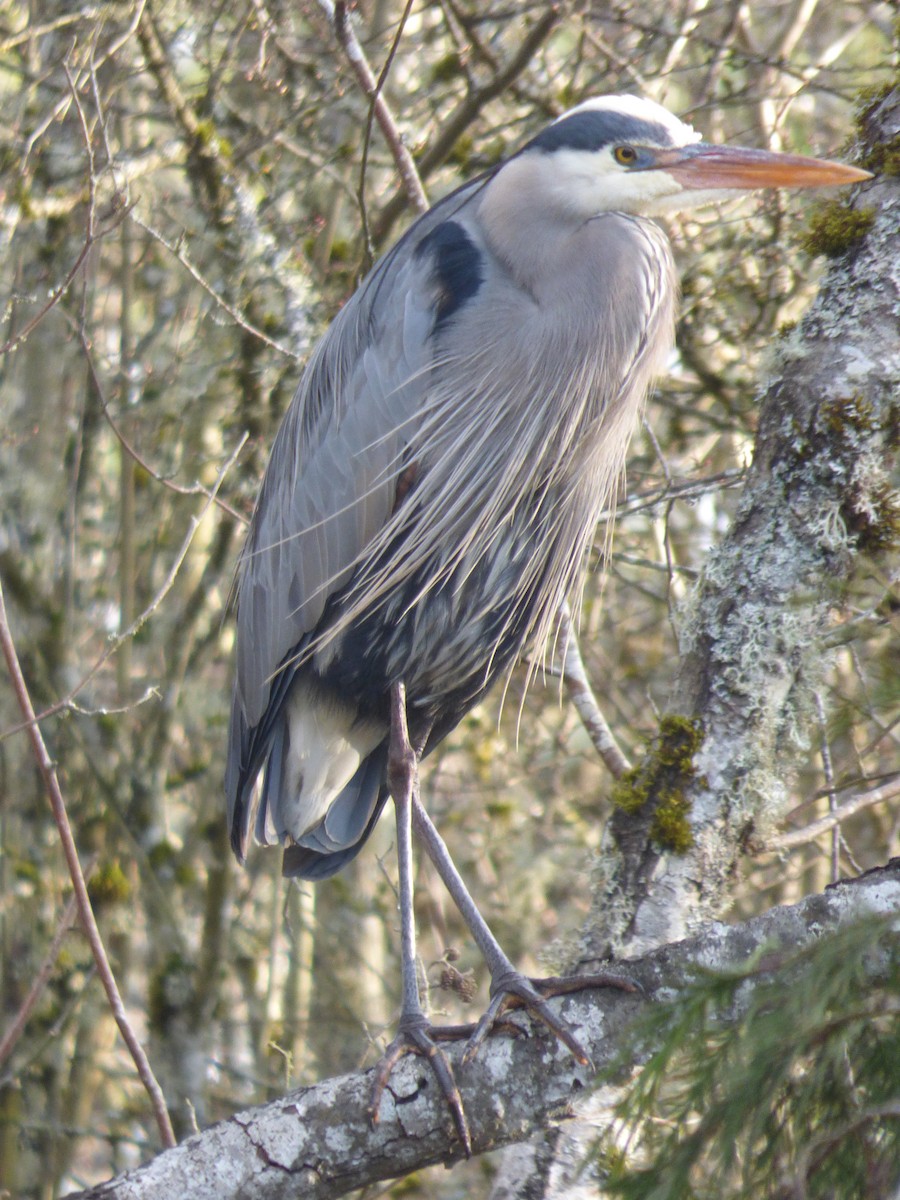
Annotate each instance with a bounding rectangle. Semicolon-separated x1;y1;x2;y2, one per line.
300;215;677;688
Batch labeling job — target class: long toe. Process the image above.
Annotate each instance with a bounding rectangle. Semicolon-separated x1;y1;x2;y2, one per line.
369;1023;473;1157
462;968;639;1066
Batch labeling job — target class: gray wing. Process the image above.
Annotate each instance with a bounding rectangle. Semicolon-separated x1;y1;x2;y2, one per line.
225;177;491;859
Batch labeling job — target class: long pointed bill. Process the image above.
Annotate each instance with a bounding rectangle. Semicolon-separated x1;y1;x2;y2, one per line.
661;143;872;191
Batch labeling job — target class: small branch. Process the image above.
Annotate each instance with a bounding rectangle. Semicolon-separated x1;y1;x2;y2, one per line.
371;5;561;243
557;602;632;778
355;0;420;263
0;434;247;744
2;56;131;356
0;887;83;1067
770;778;900;851
322;0;428;216
815;690;840;882
114;433;249;643
78;324;250;523
131;215;298;361
21;1;147;163
0;580;176;1148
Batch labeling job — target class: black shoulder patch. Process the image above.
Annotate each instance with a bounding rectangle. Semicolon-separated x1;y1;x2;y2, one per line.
417;220;484;332
528;110;675;155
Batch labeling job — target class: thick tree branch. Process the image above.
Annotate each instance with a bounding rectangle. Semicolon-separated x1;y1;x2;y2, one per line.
66;862;900;1199
587;87;899;962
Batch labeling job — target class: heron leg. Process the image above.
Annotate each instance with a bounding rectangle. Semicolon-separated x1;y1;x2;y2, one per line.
411;796;636;1066
369;682;472;1155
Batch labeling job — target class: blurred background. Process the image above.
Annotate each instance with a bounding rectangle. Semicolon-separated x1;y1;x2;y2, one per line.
0;1;895;1194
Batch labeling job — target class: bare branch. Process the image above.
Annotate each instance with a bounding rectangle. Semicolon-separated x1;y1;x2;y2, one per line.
0;886;83;1067
0;579;176;1148
371;5;561;242
771;777;900;851
557;603;632;778
1;57;131;356
78;325;251;523
131;215;300;361
0;434;247;744
356;0;420;263
321;0;428;216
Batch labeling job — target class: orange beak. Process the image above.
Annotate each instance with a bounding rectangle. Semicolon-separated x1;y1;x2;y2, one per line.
657;143;872;190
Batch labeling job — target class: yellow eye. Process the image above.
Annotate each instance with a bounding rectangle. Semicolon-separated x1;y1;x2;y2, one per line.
614;145;638;166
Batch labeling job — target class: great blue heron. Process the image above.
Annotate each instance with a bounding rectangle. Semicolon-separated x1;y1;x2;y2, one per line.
226;95;868;1149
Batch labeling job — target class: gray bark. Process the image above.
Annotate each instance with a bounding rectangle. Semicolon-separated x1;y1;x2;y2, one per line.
67;862;900;1200
586;86;898;965
495;86;899;1199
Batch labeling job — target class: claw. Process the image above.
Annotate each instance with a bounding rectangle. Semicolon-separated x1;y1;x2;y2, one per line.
369;1021;473;1156
462;969;637;1067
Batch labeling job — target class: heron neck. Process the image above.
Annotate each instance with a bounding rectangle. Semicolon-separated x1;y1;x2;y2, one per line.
476;152;649;298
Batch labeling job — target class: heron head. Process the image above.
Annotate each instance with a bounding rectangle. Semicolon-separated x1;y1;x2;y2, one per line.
517;94;871;219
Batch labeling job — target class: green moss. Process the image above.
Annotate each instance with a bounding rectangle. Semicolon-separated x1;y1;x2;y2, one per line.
799;200;875;258
13;177;35;219
650;792;694;853
818;397;900;557
88;860;131;907
148;840;178;871
843;479;900;556
610;716;704;853
855;82;892;125
448;133;475;169
851;80;900;177
148;952;194;1030
175;861;199;888
610;767;649;814
15;860;40;885
820;394;877;438
861;140;900;179
429;52;462;84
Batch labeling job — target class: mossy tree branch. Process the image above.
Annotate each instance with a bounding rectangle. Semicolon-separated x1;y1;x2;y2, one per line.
66;863;900;1200
584;85;899;964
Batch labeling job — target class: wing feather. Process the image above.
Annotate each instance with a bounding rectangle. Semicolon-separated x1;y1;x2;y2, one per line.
226;177;492;851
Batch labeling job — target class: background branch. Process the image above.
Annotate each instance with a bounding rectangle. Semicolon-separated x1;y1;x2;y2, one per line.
0;579;176;1149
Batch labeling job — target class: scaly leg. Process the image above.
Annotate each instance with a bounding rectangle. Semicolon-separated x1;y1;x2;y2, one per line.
411;795;636;1065
369;683;472;1155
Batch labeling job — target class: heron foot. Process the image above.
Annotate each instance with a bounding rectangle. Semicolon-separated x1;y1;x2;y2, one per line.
462;969;638;1067
369;1016;473;1157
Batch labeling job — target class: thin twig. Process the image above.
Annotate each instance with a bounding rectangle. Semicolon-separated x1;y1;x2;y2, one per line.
356;0;420;264
0;580;176;1148
0;221;120;356
131;214;299;360
770;778;900;851
0;434;247;744
1;57;130;357
323;0;427;216
0;886;84;1067
370;4;561;244
557;602;632;778
78;325;250;523
815;691;840;883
